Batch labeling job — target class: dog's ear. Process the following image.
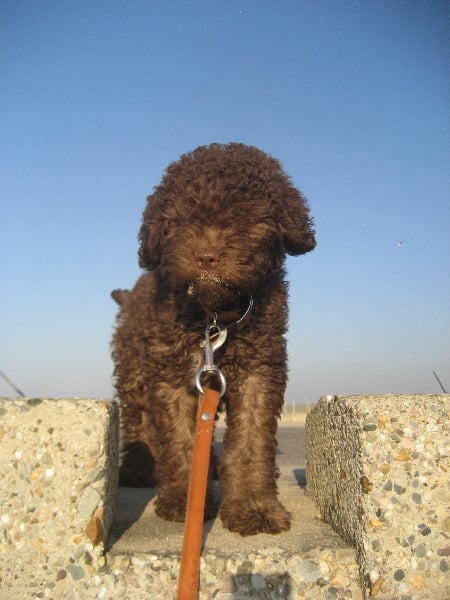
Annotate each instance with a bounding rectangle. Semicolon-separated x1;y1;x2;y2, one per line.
277;183;316;256
138;195;162;269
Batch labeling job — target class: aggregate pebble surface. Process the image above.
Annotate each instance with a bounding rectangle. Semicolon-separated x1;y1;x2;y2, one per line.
102;547;362;599
0;398;119;599
3;395;448;599
0;397;362;599
307;394;450;600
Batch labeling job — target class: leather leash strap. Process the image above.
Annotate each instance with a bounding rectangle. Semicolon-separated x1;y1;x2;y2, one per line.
177;387;220;600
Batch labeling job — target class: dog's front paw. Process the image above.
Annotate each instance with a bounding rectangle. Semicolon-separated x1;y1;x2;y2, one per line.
155;488;218;522
155;491;187;522
220;497;291;536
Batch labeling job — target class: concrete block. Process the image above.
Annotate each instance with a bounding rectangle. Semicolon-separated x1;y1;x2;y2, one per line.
0;397;119;598
306;394;450;599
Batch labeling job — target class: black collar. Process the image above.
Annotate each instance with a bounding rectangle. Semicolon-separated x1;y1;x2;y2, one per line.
200;296;253;331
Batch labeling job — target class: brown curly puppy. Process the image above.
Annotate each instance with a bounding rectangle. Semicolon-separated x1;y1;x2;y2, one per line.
111;143;315;536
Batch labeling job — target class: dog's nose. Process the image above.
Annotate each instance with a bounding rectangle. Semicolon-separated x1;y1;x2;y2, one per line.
195;251;221;269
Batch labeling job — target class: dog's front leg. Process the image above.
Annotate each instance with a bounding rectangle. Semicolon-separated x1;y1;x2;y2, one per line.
149;384;197;522
219;374;291;535
151;384;216;522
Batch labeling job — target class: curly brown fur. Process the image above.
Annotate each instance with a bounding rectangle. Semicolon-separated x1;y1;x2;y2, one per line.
111;142;315;535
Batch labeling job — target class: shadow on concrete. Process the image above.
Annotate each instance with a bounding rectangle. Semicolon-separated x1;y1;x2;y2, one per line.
222;569;293;599
293;468;306;489
106;486;158;551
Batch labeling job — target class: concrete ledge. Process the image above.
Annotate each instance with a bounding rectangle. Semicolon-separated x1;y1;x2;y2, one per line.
4;394;448;598
106;546;360;599
1;397;361;599
107;481;361;598
0;398;119;598
306;394;450;599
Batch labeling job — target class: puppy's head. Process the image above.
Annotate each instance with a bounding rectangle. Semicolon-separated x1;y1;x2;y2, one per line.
139;143;315;309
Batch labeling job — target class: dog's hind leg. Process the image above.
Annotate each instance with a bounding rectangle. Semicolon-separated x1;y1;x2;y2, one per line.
119;398;157;487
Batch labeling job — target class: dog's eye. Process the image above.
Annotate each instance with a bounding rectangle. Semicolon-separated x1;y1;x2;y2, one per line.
162;217;182;237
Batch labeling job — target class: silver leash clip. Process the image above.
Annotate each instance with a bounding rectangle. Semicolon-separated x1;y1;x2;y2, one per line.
195;318;227;398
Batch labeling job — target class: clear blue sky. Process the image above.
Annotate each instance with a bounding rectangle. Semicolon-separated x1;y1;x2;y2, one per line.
1;1;449;402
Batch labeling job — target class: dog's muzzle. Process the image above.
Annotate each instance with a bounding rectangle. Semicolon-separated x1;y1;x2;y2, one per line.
187;275;238;307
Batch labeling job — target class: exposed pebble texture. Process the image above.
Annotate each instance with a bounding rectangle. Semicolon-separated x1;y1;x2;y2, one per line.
0;396;362;598
306;394;450;599
105;548;361;599
0;398;119;598
5;395;449;598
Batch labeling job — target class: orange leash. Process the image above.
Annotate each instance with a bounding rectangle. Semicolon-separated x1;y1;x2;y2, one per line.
177;387;220;600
